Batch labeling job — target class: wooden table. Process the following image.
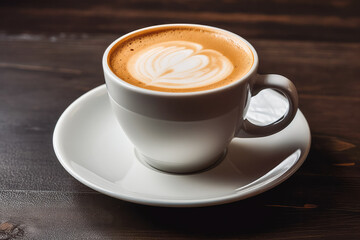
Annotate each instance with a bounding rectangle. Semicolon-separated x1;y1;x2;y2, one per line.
1;0;359;239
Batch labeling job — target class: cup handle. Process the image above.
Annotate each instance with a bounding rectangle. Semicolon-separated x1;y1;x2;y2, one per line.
242;74;299;136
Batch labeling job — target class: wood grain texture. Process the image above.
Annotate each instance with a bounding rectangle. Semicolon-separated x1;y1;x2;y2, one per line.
0;0;359;239
1;0;359;41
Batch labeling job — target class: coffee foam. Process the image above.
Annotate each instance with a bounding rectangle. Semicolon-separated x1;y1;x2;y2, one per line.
109;26;254;92
128;41;234;89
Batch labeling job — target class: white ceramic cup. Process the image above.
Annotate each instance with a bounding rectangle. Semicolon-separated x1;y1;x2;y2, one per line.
103;24;298;173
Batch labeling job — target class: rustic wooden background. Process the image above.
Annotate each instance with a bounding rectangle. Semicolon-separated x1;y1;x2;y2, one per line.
0;0;359;239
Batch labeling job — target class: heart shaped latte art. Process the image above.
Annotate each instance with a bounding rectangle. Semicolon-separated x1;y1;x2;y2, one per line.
127;41;234;89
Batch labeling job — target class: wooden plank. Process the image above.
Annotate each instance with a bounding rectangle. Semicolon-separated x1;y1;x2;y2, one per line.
0;186;359;239
0;34;359;97
2;0;360;16
0;0;359;41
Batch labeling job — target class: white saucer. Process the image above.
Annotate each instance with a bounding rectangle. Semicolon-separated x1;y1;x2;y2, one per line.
53;85;311;207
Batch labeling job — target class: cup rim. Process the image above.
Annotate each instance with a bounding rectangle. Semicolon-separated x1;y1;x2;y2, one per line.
103;23;259;97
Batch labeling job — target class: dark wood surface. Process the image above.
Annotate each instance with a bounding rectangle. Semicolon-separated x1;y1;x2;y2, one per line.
1;0;359;239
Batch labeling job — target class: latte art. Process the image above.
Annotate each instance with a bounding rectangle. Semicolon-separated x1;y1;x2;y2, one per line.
109;26;254;92
128;41;234;89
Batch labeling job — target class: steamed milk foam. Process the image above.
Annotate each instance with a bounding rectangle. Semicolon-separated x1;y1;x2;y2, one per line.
109;26;254;92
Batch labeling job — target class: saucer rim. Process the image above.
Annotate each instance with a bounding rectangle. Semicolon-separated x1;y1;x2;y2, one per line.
53;85;311;207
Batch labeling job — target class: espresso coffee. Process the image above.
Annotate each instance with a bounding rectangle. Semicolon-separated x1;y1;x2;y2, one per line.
108;26;254;92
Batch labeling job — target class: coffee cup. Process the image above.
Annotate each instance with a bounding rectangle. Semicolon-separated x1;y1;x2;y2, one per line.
103;24;298;173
